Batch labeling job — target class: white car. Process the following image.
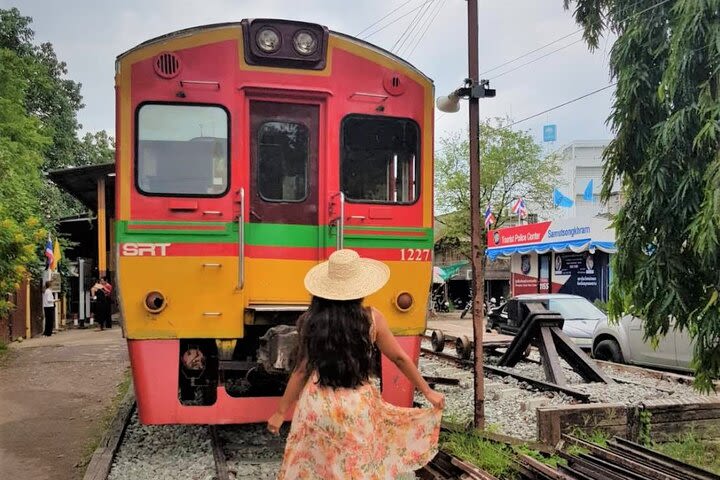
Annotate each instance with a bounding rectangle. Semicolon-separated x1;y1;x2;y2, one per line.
592;316;694;372
487;294;605;350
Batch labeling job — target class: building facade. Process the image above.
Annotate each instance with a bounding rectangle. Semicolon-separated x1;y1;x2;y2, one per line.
486;218;616;303
556;140;621;218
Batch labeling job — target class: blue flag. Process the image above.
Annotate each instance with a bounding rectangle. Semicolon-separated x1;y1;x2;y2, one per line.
583;179;594;201
553;188;574;208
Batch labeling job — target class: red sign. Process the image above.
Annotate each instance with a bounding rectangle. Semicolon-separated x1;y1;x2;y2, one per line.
487;222;551;248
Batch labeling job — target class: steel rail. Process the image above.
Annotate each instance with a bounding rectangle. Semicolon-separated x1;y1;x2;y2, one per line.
210;426;231;480
421;347;591;403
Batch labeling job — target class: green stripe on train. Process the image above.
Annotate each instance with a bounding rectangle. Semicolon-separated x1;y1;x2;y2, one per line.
116;221;433;248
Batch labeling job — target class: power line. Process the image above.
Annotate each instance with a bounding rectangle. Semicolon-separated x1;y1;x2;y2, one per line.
395;0;438;55
405;0;447;58
480;29;583;77
391;0;435;52
480;0;673;80
489;38;585;80
356;0;416;37
362;0;435;39
509;83;617;127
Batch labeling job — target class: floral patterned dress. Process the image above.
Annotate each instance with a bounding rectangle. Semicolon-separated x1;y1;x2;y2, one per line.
278;316;442;479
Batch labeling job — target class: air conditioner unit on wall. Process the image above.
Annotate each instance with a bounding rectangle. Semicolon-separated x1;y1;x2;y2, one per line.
466;269;472;281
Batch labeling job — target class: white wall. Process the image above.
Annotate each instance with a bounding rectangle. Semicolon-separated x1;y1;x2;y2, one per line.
554;140;620;219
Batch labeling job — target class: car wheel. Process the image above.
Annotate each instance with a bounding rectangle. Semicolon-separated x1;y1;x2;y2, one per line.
594;339;624;363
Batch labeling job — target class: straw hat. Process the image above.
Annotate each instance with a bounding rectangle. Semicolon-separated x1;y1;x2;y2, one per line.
304;249;390;300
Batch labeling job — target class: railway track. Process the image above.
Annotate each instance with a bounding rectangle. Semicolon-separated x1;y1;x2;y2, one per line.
210;426;232;480
420;347;591;403
418;450;499;479
89;391;285;480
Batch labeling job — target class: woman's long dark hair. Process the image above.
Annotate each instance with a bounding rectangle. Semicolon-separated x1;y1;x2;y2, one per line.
295;296;374;389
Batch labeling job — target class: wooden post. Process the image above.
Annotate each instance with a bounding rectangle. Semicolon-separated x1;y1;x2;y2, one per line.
97;177;107;277
467;0;485;429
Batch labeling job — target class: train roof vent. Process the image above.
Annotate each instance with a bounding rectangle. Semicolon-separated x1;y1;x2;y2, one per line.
383;72;407;96
153;52;181;79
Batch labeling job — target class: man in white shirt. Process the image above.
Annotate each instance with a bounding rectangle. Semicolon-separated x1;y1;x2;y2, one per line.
43;281;55;336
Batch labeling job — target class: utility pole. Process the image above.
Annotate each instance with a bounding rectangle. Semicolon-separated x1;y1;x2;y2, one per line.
436;0;496;430
466;0;485;430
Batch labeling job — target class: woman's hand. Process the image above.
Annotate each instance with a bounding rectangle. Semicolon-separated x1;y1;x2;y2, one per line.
267;411;284;436
424;389;445;410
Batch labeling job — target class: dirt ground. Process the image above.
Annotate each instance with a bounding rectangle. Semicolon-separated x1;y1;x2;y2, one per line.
0;328;128;480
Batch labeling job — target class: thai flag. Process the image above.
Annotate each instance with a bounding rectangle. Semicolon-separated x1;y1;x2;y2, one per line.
512;197;528;218
44;238;54;270
484;204;495;228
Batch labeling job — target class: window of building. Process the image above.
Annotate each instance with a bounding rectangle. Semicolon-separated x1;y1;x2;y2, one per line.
341;116;419;204
257;121;309;202
136;104;229;196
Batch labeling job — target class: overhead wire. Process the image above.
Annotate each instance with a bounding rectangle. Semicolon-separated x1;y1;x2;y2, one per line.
509;83;617;127
404;0;447;58
362;0;435;39
480;0;673;80
391;0;436;53
356;0;416;37
480;29;583;77
489;38;585;80
396;0;439;56
498;0;671;126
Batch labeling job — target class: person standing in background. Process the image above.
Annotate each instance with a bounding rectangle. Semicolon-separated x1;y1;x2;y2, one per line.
43;281;55;336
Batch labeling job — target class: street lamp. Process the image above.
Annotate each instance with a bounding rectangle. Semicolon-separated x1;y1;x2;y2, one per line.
435;0;496;429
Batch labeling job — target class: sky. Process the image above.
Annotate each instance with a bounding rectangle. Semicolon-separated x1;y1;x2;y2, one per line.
6;0;615;150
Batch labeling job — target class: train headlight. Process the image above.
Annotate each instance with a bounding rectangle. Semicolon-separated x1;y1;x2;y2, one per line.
395;292;414;312
293;31;317;56
256;28;281;53
144;291;167;313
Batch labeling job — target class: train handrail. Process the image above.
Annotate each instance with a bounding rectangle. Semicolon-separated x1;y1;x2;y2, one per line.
330;192;345;251
238;187;245;290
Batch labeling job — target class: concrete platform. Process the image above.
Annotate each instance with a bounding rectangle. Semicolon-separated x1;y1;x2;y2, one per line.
0;328;128;480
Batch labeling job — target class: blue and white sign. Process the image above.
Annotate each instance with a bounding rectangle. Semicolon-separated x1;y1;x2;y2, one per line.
543;124;557;142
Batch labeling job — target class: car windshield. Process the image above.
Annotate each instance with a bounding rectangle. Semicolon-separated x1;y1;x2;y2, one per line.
547;298;605;320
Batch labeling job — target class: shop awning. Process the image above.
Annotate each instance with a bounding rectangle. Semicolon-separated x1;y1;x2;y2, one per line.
487;239;616;260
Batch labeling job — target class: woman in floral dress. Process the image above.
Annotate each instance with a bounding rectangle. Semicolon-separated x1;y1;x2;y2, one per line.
267;249;444;479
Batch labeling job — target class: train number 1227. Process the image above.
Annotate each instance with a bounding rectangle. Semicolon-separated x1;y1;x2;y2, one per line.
400;248;431;261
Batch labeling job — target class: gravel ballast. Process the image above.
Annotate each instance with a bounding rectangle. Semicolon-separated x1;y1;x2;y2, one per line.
416;340;718;440
108;412;215;480
108;344;718;476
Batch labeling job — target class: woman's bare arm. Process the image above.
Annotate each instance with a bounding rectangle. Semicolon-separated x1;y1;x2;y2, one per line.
275;360;308;415
267;360;308;434
372;308;436;399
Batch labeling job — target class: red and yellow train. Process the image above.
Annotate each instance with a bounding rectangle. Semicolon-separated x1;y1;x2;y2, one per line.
115;19;434;424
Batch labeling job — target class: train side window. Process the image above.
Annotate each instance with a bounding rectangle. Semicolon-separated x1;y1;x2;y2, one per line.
136;104;229;196
257;121;309;202
341;115;419;204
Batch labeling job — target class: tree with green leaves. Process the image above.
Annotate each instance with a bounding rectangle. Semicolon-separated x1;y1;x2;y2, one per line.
76;131;115;166
435;118;562;252
0;47;49;316
0;7;83;171
563;0;720;389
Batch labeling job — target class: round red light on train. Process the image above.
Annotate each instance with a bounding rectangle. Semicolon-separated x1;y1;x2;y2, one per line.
144;291;166;313
395;292;414;311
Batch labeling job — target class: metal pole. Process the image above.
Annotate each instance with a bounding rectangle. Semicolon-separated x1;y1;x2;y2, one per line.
79;257;85;326
467;0;485;429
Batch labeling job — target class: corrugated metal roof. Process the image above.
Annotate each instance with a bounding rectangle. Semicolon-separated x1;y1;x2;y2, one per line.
47;163;115;213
